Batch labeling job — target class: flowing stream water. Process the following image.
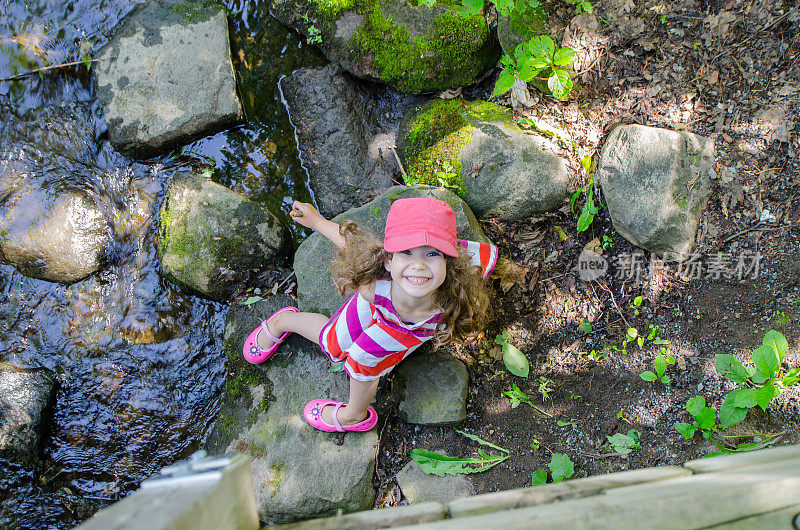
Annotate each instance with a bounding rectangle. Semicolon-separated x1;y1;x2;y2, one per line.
0;1;324;527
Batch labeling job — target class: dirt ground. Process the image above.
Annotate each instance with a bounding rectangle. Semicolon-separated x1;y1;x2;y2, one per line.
363;0;800;506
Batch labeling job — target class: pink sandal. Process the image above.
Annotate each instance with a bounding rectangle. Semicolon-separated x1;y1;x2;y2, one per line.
304;399;378;433
242;307;299;364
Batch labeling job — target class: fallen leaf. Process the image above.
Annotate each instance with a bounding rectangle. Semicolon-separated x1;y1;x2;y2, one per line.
708;70;719;85
492;257;530;293
583;237;603;255
722;133;733;143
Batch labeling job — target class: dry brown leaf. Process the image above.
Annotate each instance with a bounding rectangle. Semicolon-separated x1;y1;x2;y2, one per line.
492;257;530;293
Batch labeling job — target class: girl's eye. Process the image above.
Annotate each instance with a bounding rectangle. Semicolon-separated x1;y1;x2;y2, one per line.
427;251;441;257
401;250;412;255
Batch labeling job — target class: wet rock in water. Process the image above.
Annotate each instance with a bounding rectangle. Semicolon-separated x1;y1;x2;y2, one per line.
0;183;112;283
595;124;715;260
0;364;57;466
294;184;490;318
94;1;242;158
269;0;498;94
157;171;291;301
397;99;569;222
396;456;474;504
206;295;376;524
281;65;395;218
395;352;469;425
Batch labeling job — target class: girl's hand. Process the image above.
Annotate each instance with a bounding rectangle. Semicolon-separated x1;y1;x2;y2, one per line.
290;201;325;230
291;200;346;248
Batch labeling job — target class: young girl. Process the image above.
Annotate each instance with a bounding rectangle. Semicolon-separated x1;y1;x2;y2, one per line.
242;197;497;433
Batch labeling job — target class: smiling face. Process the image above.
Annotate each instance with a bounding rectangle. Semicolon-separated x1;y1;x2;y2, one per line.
384;245;447;302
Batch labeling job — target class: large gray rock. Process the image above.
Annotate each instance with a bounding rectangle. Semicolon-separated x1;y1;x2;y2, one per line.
0;365;57;466
294;185;490;318
0;182;111;283
596;124;715;260
398;99;569;221
396;457;474;505
206;295;377;524
269;0;498;94
281;65;395;218
395;352;469;425
94;1;242;158
0;104;113;283
157;171;291;301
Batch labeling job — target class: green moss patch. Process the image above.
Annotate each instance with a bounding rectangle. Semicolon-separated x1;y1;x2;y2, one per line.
400;99;514;195
352;4;493;93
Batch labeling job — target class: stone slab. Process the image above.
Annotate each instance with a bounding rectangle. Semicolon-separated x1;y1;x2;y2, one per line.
94;1;242;157
207;295;377;524
396;459;474;505
396;353;469;426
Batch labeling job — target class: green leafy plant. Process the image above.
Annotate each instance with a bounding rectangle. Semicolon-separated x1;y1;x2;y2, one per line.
674;395;719;441
571;155;598;232
496;330;529;378
411;430;510;476
241;296;264;306
537;377;553;401
434;161;461;191
566;0;593;13
640;349;675;384
531;453;575;485
607;429;641;454
714;330;796;422
578;318;592;334
557;419;577;427
601;234;614;251
503;383;551;416
630;295;643;316
307;25;322;44
675;330;794;456
493;35;575;101
617;410;637;424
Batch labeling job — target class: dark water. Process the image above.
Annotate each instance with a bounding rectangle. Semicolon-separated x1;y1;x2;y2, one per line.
0;0;323;527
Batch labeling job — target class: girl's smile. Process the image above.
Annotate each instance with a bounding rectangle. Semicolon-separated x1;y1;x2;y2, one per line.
385;245;446;302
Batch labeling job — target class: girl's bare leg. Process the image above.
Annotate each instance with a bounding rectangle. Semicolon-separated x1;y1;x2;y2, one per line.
255;310;329;349
320;377;379;426
257;310;378;426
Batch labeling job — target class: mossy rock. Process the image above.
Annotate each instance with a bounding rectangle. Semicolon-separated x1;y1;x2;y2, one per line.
207;294;377;523
294;184;490;318
269;0;499;94
397;98;514;196
157;171;291;301
397;99;570;221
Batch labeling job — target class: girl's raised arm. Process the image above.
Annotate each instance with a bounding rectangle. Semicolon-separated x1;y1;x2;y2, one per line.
290;201;346;248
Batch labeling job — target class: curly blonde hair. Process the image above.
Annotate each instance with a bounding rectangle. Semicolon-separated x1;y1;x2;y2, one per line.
331;220;492;347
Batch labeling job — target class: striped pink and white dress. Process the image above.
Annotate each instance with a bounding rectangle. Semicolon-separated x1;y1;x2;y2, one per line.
318;239;497;382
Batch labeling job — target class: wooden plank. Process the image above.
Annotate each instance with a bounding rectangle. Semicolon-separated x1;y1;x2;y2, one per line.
397;458;800;529
683;445;800;474
448;466;689;518
271;502;447;529
704;503;800;529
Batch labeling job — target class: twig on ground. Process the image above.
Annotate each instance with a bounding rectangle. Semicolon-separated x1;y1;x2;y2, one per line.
721;222;794;244
389;146;409;182
596;279;631;329
0;58;100;82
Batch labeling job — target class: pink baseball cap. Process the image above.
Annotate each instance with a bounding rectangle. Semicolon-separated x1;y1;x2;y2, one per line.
383;198;458;256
